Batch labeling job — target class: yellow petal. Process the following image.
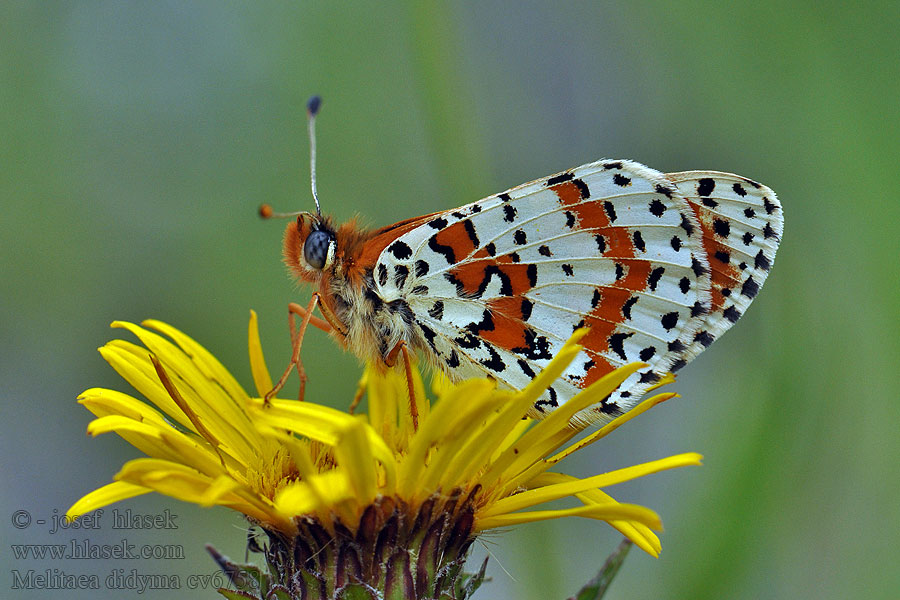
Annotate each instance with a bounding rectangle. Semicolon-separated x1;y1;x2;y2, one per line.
247;310;274;398
333;418;377;504
112;321;261;461
66;481;151;522
143;319;251;406
530;472;661;557
78;388;170;427
482;453;702;517
476;502;662;531
549;392;678;464
398;379;496;498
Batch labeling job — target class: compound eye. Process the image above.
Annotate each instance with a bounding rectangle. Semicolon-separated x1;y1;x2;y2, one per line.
303;229;334;270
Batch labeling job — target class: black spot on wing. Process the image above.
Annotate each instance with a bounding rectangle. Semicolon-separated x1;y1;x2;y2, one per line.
755;249;771;271
661;311;679;331
463;219;479;248
517;358;536;378
667;339;686;352
608;332;633;361
633;231;646;252
513;229;527;245
648;267;665;291
415;259;429;277
445;265;515;299
670;358;687;372
622;296;638;319
428;217;448;230
639;346;656;361
680;213;694;236
573;178;590;199
466;309;495;335
713;219;731;238
538;245;552;257
485;242;496;257
503;204;517;223
603;201;617;222
743;178;762;189
723;306;742;323
480;344;506;373
513;328;553;361
692;257;708;277
428;235;455;264
520;298;534;321
419;323;437;349
714;249;730;264
498;193;511;202
638;371;661;384
388;241;412;260
454;332;482;349
741;276;760;298
702;197;719;208
377;263;388;286
697;178;715;196
561;264;574;277
428;300;444;320
546;172;574;186
564;211;576;228
649;198;667;217
763;222;778;240
598;399;620;414
742;232;755;246
595;234;607;253
654;184;675;198
744;207;756;219
603;161;623;170
411;285;428;295
394;265;409;289
694;330;714;347
679;277;690;294
690;301;708;317
764;197;777;214
613;173;631;187
446;349;460;368
671;236;683;251
732;183;747;197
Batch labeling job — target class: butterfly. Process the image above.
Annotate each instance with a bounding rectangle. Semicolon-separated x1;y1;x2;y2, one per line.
264;97;783;427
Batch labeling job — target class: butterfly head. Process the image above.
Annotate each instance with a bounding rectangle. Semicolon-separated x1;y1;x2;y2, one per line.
283;212;338;282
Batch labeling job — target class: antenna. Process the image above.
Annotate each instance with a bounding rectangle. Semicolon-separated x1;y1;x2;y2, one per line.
307;95;322;216
258;94;323;221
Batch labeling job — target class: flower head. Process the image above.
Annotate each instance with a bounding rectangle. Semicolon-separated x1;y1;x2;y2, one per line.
70;312;700;597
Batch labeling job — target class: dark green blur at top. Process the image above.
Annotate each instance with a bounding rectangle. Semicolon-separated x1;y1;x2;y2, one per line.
2;3;897;599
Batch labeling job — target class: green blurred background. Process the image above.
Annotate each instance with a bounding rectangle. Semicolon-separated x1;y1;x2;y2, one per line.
2;2;898;599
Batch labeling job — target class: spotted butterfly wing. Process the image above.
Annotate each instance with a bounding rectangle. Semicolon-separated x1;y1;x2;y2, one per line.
371;159;780;425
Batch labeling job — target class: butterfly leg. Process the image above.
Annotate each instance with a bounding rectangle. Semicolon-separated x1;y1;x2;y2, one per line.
286;301;333;333
385;341;419;430
348;375;367;415
265;294;321;403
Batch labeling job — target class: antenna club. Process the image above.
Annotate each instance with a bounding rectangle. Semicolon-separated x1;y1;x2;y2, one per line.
307;95;321;116
259;204;274;219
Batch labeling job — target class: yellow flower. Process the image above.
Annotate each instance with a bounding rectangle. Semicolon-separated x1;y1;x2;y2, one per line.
69;312;700;597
